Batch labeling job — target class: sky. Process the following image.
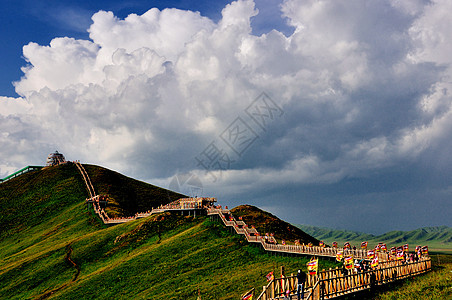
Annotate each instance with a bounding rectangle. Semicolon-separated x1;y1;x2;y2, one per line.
1;0;451;234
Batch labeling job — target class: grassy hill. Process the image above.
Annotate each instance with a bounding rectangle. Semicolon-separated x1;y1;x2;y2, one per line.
0;163;338;299
232;205;319;245
296;224;452;253
83;164;186;217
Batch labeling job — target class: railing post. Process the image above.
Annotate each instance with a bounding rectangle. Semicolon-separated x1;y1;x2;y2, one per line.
271;279;275;298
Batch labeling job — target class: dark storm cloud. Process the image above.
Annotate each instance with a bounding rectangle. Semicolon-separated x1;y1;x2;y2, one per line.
1;0;451;232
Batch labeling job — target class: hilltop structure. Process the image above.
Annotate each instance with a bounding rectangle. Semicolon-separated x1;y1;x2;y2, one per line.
46;151;67;166
1;151;67;183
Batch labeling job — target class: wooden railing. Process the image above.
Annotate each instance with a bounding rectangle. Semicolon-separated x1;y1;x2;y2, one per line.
76;163;217;225
72;163;431;300
75;162;96;198
206;208;388;262
206;208;431;300
255;258;431;299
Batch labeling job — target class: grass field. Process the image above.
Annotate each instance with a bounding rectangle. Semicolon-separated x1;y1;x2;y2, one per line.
371;255;452;300
0;209;341;299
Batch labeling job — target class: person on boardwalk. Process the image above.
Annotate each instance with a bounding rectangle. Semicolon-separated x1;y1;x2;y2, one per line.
296;269;307;300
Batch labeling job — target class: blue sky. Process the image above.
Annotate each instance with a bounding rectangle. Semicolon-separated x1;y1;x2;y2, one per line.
0;0;291;97
1;0;451;234
1;0;230;97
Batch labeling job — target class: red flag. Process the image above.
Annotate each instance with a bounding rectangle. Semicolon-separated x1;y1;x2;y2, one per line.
241;289;254;300
266;271;274;282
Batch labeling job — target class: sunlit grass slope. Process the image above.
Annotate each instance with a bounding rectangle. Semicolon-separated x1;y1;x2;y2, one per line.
373;255;452;300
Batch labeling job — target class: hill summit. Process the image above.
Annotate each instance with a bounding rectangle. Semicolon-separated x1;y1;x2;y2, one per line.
231;204;319;245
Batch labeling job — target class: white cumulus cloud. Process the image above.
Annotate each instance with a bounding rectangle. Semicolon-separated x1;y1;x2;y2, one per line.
1;0;452;232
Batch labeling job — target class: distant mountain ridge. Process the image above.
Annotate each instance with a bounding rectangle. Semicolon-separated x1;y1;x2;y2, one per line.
295;224;452;252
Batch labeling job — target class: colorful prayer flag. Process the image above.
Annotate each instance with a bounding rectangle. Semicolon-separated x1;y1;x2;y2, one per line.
422;245;429;255
371;255;379;268
361;241;368;249
381;243;387;252
367;250;375;260
319;241;324;247
282;240;286;245
332;241;338;248
241;288;254;300
308;242;313;247
344;255;354;270
375;244;381;252
266;271;274;282
336;250;343;262
307;258;318;275
396;248;404;260
390;247;396;255
403;244;409;252
344;242;351;249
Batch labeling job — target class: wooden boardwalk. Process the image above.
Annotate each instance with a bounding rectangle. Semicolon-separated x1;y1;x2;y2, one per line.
255;257;431;300
206;208;430;300
75;163;217;224
207;207;388;262
74;162;431;300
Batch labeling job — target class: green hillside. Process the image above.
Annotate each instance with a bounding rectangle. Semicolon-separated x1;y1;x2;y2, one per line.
83;164;186;217
296;224;452;253
0;164;337;299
